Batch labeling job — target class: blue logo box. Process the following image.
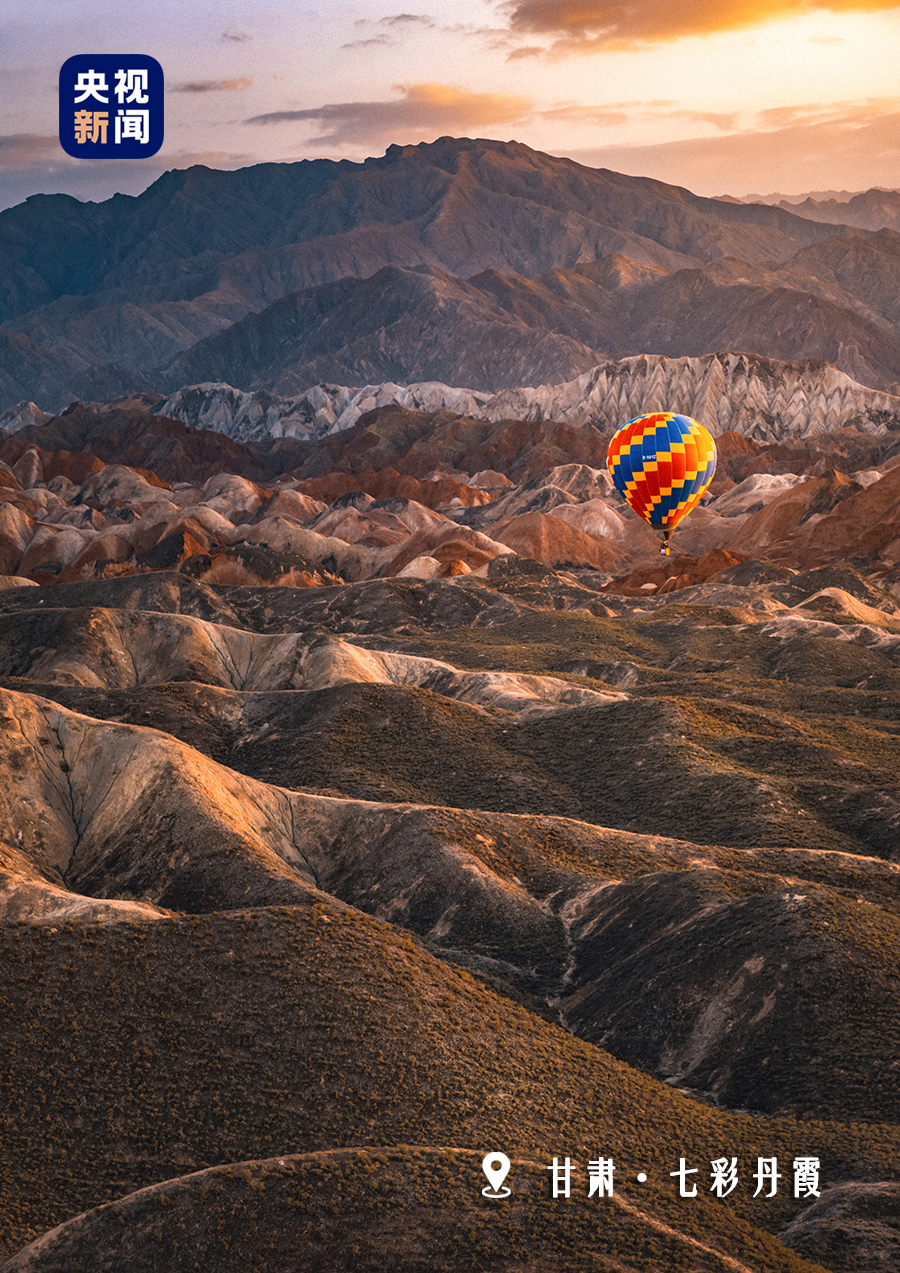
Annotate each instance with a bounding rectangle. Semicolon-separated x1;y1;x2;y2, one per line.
59;54;164;158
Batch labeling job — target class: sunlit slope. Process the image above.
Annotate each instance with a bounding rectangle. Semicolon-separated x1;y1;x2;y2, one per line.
2;677;899;1127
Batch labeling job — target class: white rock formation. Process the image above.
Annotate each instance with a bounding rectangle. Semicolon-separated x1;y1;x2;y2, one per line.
0;401;50;434
152;352;900;447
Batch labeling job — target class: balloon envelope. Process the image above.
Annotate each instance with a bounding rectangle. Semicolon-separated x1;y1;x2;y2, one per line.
606;412;717;533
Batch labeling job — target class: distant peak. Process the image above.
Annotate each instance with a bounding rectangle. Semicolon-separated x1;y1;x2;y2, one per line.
377;136;540;165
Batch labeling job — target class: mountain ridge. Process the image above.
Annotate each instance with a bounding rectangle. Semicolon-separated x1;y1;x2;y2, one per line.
2;135;883;411
150;233;900;397
145;352;900;447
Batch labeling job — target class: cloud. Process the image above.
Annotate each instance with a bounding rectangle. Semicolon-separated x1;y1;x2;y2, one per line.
0;135;61;169
380;13;435;25
506;45;546;59
244;83;533;145
353;13;435;28
497;0;900;50
0;136;257;177
341;35;395;48
442;23;522;50
155;149;258;167
222;27;249;42
538;104;631;126
535;101;737;129
345;14;434;46
755;98;895;128
563;100;900;196
666;109;741;131
174;78;253;93
756;103;828;127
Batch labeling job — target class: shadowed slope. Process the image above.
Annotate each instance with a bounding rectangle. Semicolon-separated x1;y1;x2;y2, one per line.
0;1149;823;1273
0;904;881;1271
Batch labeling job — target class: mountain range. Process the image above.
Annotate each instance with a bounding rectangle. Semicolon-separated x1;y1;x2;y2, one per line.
3;136;900;410
774;188;900;232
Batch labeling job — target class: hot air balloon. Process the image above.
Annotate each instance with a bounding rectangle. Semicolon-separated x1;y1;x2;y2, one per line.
606;412;717;555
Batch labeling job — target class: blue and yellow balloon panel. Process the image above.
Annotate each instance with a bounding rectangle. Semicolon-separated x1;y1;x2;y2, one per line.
606;412;717;552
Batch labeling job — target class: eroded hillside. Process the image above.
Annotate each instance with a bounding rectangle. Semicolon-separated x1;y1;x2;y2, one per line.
1;399;900;1271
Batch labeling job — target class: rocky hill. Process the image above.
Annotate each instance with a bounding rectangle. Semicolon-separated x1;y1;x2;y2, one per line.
5;393;900;585
134;351;900;446
9;356;898;455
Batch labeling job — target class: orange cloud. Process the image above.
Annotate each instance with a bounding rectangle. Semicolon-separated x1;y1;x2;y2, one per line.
667;109;741;131
174;78;253;93
499;0;900;48
506;45;546;58
756;97;899;128
0;134;60;169
245;83;533;145
537;101;738;129
564;100;900;195
538;103;631;126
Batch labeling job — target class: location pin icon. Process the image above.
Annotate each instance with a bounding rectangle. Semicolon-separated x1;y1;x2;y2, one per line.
482;1151;511;1197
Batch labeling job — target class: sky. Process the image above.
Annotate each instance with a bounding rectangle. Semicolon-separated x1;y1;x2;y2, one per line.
1;0;899;212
